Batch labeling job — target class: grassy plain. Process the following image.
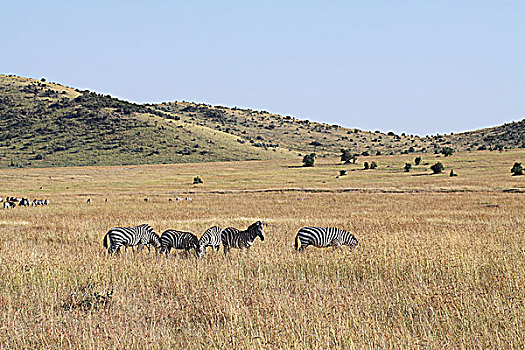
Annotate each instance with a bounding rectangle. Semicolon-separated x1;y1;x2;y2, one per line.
0;150;524;349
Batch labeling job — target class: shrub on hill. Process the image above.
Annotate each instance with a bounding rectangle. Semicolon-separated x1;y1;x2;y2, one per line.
431;162;444;174
415;156;422;165
511;163;523;176
404;163;411;172
302;153;315;167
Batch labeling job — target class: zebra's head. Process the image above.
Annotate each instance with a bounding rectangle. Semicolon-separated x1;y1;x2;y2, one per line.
250;220;265;242
143;225;161;248
347;235;359;250
194;243;203;258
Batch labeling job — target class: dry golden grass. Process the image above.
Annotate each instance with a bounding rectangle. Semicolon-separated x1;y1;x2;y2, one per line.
0;150;524;349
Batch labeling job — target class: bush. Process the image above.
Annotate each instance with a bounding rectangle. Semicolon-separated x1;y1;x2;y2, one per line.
370;161;377;169
415;156;422;165
339;170;347;176
450;169;458;177
364;162;369;170
511;162;524;176
440;147;454;157
302;153;316;167
193;176;203;184
431;162;444;174
404;163;411;172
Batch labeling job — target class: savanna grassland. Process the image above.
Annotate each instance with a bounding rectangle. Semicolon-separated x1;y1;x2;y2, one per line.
0;150;524;349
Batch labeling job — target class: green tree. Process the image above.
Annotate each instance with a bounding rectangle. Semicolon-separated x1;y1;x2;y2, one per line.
340;149;353;164
511;162;524;176
431;162;444;174
302;153;316;167
440;147;454;157
364;162;369;170
404;163;412;172
414;156;422;165
370;161;377;169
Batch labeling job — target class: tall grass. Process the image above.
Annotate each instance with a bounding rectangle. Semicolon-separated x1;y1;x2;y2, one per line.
0;152;524;349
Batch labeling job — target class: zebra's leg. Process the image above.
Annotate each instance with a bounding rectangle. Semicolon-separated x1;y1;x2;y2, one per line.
223;245;230;257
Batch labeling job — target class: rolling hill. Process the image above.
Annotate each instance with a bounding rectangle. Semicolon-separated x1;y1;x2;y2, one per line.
1;74;523;168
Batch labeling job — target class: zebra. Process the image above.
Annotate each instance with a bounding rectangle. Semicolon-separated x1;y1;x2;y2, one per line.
43;199;49;205
221;221;265;256
159;230;202;258
294;226;359;252
199;226;222;253
3;201;15;209
87;198;91;204
102;224;160;256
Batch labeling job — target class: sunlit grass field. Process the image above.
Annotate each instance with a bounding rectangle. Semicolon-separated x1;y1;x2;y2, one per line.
0;150;524;349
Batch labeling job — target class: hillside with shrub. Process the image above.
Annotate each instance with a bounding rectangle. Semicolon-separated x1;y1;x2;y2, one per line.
1;75;523;168
0;75;293;168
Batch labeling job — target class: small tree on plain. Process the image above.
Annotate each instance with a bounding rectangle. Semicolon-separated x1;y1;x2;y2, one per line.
404;163;411;172
511;162;524;176
431;162;444;174
415;156;422;165
193;176;203;184
450;169;458;177
341;149;353;164
370;161;377;169
364;162;369;170
440;147;454;157
339;170;347;176
302;153;316;167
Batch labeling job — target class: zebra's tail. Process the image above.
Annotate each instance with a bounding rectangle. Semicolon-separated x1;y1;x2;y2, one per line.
103;233;109;248
295;234;300;250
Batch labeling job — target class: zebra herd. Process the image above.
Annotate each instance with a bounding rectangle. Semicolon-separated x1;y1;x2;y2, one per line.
102;221;359;257
1;196;49;209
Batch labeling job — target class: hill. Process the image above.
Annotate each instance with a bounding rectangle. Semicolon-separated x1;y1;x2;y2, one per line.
1;75;523;168
0;75;293;168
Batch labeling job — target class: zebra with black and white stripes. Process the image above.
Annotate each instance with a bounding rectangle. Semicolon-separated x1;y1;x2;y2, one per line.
102;224;160;256
199;226;222;253
295;226;359;251
160;230;202;258
221;221;265;256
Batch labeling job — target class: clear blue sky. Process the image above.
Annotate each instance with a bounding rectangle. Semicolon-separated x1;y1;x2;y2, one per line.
1;1;524;135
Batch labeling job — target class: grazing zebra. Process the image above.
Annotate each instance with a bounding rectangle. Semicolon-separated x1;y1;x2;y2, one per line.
221;221;265;255
294;226;359;252
199;226;222;253
87;198;91;204
102;224;160;256
160;230;202;258
3;201;15;209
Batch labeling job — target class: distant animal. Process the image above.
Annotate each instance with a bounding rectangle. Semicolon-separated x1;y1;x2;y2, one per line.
221;221;265;256
160;230;202;258
87;198;91;204
40;187;43;190
144;197;149;202
185;197;192;202
0;197;3;202
103;224;160;256
105;198;108;203
3;201;15;209
168;198;172;202
294;226;359;252
32;199;44;206
199;226;222;253
43;199;49;205
19;198;30;206
176;197;184;201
